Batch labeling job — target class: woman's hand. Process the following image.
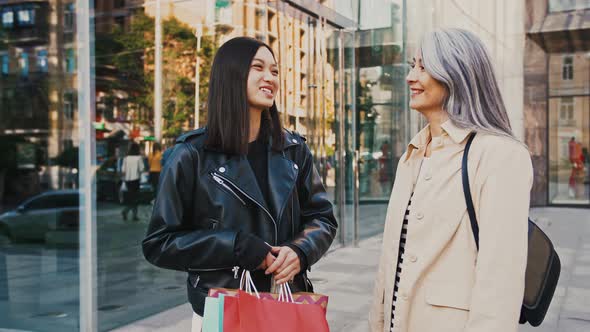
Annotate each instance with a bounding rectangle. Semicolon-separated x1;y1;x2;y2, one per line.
257;252;276;270
265;246;301;284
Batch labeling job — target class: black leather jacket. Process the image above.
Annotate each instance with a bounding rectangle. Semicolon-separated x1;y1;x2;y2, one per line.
142;128;338;315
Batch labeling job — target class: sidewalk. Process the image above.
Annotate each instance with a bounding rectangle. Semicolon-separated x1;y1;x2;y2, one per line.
112;207;590;332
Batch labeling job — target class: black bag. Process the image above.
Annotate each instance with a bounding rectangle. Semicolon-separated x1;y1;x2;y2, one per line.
462;133;561;327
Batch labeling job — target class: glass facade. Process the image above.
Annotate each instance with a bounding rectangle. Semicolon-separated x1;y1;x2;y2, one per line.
0;1;81;331
548;53;590;204
0;0;588;331
549;0;590;12
525;0;590;206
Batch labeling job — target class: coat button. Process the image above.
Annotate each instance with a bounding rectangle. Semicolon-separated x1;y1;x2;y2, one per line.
401;292;408;300
425;174;432;180
294;164;299;170
218;167;226;173
409;254;418;263
292;138;298;143
416;212;424;220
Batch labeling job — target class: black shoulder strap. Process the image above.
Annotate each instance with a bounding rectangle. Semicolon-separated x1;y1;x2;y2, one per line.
462;132;479;250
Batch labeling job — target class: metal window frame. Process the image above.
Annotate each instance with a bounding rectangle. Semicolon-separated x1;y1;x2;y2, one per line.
77;0;97;331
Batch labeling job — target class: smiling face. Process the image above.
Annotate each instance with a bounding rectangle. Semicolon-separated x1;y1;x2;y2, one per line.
406;49;447;113
247;47;279;112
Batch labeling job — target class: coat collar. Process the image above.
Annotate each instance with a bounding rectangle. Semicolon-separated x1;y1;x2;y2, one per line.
441;120;472;145
405;120;472;162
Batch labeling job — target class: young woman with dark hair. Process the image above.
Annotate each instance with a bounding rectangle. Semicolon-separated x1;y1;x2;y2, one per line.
142;37;337;331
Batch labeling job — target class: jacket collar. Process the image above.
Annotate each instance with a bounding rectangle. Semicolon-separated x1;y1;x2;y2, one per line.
178;127;303;152
405;120;472;162
204;128;301;223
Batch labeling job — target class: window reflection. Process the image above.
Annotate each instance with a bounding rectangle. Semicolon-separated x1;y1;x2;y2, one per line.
549;0;590;12
0;0;81;330
548;53;590;204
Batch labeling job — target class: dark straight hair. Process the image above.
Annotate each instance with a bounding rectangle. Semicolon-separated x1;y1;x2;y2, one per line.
128;142;140;156
205;37;284;155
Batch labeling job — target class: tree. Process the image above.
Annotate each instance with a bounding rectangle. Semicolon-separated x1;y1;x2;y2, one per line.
95;13;216;140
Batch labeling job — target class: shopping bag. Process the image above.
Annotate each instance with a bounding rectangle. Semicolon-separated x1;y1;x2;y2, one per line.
212;270;330;331
222;294;240;332
209;288;329;311
202;294;224;332
209;275;329;311
237;289;330;332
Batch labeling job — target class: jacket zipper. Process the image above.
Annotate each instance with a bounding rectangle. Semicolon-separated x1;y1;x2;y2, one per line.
187;266;241;287
212;172;278;246
211;174;246;205
188;266;238;272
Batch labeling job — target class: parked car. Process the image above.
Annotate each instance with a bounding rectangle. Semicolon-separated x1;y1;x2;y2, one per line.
0;190;79;244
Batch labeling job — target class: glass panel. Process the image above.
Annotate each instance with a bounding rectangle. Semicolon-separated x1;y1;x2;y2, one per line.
549;0;590;12
548;96;590;204
0;0;80;330
548;52;590;205
268;1;348;245
356;0;409;240
94;1;191;330
340;29;357;244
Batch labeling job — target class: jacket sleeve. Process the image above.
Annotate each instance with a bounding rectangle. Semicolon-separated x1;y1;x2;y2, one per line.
288;143;338;267
465;144;533;332
142;142;240;271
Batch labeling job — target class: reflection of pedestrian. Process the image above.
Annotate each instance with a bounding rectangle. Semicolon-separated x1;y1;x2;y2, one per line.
148;143;162;193
583;148;590;197
568;137;583;198
121;143;145;221
378;141;393;195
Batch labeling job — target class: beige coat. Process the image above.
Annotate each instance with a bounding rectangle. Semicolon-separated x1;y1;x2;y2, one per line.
369;120;533;332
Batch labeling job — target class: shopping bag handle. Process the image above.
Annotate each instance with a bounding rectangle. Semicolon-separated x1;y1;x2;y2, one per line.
277;283;294;303
239;270;260;298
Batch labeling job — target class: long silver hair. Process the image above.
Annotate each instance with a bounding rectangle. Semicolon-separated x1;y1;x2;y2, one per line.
420;28;515;139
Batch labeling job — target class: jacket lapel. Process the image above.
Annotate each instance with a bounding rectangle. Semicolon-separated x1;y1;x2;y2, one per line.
210;147;298;224
267;149;298;223
213;155;268;212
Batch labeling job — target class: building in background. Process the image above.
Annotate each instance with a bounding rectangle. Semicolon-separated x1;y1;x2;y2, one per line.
0;0;79;204
525;0;590;206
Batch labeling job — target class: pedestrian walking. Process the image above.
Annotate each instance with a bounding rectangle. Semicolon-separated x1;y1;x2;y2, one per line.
369;28;533;332
142;37;337;332
121;142;145;221
148;142;162;193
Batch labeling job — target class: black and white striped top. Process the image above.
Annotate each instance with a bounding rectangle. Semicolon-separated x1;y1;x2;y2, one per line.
391;157;429;331
391;193;412;331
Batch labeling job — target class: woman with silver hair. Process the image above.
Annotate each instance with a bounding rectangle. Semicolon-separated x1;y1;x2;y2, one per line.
369;28;533;332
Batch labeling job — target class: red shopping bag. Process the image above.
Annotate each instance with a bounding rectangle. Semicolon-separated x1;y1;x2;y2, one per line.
237;290;330;332
222;295;240;332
